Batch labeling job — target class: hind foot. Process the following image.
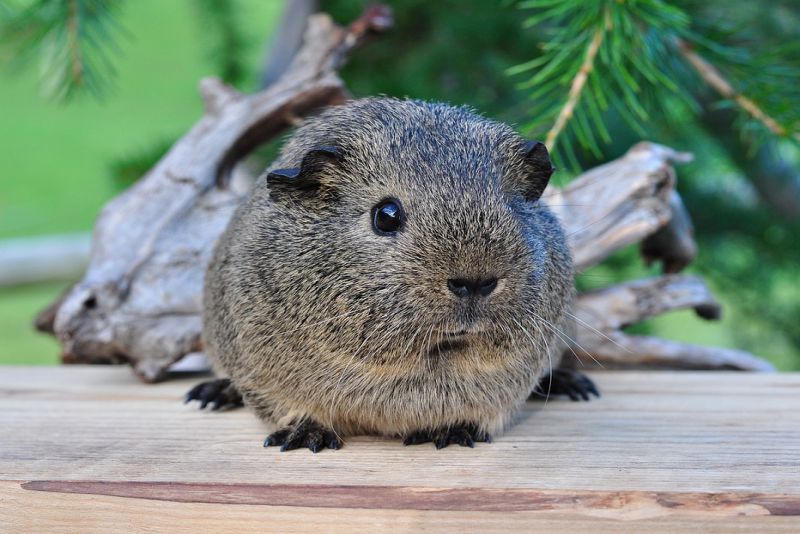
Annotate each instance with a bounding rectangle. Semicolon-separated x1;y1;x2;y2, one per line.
264;419;342;453
530;368;599;401
403;423;492;449
185;378;243;410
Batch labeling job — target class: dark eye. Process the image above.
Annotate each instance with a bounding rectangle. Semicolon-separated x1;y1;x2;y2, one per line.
372;198;405;235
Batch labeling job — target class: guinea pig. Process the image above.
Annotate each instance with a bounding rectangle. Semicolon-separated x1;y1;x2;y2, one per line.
187;98;598;451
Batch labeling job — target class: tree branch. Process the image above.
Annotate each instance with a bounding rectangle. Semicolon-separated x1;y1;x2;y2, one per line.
545;9;607;149
569;275;773;371
676;37;799;144
66;0;84;89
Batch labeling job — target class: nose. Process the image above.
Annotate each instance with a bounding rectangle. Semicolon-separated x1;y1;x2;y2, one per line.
447;277;498;298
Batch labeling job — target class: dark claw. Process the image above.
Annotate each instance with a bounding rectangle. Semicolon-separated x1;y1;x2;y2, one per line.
403;430;431;446
530;368;600;402
280;424;312;451
263;427;291;447
326;434;342;450
306;432;324;453
264;419;342;452
184;383;203;403
404;423;491;450
185;378;244;410
455;428;475;448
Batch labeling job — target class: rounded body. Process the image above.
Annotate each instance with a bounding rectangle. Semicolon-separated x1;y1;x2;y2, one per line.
203;98;573;438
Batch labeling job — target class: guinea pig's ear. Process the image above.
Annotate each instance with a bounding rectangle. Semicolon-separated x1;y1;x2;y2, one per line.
266;146;343;196
520;140;554;202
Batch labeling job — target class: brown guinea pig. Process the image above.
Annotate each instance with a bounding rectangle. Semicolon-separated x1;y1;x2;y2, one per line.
188;98;597;451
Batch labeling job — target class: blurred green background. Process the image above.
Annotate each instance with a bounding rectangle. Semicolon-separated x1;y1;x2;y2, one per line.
0;0;798;369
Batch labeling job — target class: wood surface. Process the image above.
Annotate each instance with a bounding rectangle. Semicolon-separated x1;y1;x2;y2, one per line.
1;366;799;532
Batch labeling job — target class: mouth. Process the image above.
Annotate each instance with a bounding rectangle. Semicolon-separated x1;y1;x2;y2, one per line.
427;330;471;356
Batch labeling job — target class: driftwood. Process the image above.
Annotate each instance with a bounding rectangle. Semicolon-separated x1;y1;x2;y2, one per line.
36;7;773;381
544;144;771;372
570;275;774;371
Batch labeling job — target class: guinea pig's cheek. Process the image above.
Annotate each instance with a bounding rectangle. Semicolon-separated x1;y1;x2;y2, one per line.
493;278;508;295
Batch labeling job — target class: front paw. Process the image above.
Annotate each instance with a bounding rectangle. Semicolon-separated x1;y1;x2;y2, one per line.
403;423;492;449
263;419;342;453
185;378;243;410
530;368;600;401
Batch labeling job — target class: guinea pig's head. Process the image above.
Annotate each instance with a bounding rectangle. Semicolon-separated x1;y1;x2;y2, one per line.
259;98;571;367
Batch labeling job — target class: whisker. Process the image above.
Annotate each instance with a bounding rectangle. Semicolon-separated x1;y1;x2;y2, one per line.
564;310;629;357
565;211;615;239
530;310;603;368
511;317;552;406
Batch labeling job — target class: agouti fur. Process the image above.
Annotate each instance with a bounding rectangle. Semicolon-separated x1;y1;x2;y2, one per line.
194;98;596;452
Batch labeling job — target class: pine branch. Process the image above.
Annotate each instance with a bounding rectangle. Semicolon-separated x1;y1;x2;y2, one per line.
1;0;125;101
66;0;85;90
512;0;693;170
545;8;607;150
676;37;800;144
513;0;799;170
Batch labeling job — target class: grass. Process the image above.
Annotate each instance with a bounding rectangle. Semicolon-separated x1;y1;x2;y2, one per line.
0;283;64;365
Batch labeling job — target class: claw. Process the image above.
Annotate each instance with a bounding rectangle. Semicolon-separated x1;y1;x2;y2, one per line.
265;419;342;452
531;369;600;402
185;378;244;411
404;423;491;450
264;427;291;448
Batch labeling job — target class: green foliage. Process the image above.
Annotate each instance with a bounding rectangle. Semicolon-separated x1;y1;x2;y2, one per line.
681;0;800;147
192;0;248;87
511;0;800;170
1;0;276;102
511;0;691;169
107;138;174;190
0;0;126;101
322;0;543;121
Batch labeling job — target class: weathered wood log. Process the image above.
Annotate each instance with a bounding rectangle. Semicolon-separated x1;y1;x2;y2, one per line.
36;7;773;380
545;142;693;272
569;275;774;371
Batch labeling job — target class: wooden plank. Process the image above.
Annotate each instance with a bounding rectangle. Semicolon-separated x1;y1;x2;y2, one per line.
3;481;799;534
7;480;800;534
1;366;799;532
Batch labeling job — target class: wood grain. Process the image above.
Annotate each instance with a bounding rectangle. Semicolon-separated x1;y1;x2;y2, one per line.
5;482;799;534
19;480;800;515
2;367;799;532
